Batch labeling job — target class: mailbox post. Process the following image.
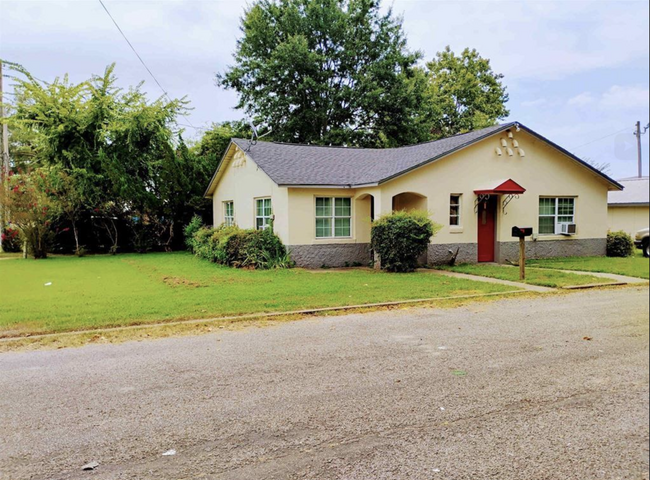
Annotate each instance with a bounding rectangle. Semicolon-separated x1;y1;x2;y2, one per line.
511;227;533;280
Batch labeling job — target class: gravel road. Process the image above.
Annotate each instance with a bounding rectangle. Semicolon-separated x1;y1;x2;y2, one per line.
1;288;648;480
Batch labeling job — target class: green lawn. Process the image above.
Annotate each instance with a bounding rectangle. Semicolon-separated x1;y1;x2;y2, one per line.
439;263;612;288
0;252;518;336
528;252;650;280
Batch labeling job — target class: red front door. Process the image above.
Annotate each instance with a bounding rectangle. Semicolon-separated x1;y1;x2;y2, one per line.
477;196;497;262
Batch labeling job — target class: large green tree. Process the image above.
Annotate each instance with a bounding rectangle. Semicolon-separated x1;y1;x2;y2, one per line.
194;120;252;159
5;62;213;253
218;0;429;147
424;46;509;138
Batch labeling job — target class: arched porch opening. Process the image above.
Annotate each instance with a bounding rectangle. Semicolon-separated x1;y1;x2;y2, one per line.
392;192;428;212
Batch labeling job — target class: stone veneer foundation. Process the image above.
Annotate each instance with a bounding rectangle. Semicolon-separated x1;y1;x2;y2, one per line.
496;238;606;264
288;243;372;269
428;238;606;265
288;238;607;268
428;243;479;265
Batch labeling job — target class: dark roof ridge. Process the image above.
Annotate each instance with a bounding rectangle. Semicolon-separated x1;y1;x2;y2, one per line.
233;122;517;151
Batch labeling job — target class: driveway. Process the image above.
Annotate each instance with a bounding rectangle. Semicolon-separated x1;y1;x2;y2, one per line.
1;288;648;480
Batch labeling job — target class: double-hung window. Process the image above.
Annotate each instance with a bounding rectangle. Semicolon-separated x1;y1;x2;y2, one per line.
256;198;272;230
450;195;462;226
224;201;235;226
539;197;575;234
315;197;351;238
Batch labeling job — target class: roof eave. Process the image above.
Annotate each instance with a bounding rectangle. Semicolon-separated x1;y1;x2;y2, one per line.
515;124;624;191
280;182;379;189
608;202;650;207
203;140;237;198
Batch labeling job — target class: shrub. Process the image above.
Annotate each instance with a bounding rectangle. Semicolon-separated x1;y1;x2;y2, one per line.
607;230;634;257
222;228;289;268
189;223;291;269
183;215;204;251
190;224;236;263
261;251;295;269
371;210;441;272
1;169;59;259
1;225;22;253
238;228;288;268
222;229;251;266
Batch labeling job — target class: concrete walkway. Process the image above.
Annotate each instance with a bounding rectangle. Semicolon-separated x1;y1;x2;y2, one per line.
423;266;648;292
420;269;556;293
547;268;649;285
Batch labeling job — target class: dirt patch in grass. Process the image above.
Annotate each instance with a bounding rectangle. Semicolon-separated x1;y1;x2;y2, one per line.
161;276;205;288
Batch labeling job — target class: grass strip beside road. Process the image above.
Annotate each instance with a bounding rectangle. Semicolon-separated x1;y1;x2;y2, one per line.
438;263;612;288
0;290;537;352
528;252;649;280
1;252;518;337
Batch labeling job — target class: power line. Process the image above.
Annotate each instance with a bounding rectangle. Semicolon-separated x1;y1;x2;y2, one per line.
178;123;209;131
569;126;632;151
97;0;198;131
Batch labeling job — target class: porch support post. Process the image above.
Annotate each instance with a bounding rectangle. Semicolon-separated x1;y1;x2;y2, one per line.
372;193;384;270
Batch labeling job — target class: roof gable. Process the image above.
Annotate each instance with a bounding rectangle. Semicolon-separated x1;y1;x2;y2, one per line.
475;179;527;195
204;142;276;197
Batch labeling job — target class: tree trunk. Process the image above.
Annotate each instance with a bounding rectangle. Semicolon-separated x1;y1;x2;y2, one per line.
72;221;81;256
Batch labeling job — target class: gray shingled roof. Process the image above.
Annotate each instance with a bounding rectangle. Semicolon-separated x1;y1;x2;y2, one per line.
608;177;649;205
205;122;623;194
231;123;510;186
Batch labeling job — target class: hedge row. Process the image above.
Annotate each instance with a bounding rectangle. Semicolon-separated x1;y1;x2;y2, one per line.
184;216;293;269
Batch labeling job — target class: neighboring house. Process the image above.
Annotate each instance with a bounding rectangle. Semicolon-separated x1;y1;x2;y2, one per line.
205;122;622;268
608;176;649;237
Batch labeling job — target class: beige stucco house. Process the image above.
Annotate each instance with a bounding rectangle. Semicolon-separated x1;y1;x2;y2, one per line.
205;122;623;268
608;176;649;237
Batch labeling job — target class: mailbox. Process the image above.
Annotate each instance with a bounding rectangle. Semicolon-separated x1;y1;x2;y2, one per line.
512;226;533;238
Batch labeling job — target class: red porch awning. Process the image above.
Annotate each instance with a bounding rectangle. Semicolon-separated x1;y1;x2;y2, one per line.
474;179;526;195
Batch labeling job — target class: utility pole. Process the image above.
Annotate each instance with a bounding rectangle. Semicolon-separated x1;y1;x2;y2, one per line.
634;121;649;178
0;60;6;253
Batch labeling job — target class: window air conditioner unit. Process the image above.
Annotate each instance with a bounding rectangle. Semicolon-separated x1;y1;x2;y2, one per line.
558;223;577;235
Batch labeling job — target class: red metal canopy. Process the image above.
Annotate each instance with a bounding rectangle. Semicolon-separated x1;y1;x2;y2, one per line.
474;179;526;195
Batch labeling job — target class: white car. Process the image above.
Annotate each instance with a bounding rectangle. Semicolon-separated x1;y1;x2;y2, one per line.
635;228;649;258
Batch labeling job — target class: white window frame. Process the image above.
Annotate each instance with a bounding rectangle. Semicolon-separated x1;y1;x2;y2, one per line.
315;197;352;239
255;198;273;231
538;197;576;235
450;194;462;227
223;201;235;226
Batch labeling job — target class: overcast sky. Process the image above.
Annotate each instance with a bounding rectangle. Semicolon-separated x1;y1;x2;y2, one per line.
1;0;649;178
